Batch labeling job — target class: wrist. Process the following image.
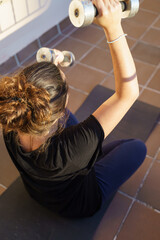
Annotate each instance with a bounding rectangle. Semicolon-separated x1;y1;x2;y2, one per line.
104;25;124;42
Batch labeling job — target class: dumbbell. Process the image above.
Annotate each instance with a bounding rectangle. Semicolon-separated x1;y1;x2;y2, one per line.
69;0;139;28
36;47;75;67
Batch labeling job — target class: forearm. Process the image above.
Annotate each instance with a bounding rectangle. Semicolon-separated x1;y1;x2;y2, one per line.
104;25;139;99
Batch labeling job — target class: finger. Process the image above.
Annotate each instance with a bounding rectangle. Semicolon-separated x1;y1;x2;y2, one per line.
53;49;64;65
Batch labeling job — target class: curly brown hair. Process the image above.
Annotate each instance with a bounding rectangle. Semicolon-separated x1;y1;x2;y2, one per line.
0;62;68;136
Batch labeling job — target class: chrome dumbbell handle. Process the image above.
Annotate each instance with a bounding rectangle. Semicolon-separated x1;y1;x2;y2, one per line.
36;47;75;67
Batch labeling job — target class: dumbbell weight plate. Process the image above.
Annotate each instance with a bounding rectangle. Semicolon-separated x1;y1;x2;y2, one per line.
60;51;75;67
36;47;56;63
69;0;96;28
121;0;139;19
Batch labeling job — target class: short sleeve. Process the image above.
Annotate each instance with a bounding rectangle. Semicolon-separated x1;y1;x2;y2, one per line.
55;115;104;173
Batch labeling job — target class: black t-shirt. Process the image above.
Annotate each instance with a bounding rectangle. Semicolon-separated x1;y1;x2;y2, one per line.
3;115;104;217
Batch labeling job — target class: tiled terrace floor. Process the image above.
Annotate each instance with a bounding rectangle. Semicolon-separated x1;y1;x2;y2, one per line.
0;0;160;239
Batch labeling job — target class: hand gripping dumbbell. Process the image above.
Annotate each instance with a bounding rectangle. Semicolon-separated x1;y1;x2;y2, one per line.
36;47;75;67
69;0;139;28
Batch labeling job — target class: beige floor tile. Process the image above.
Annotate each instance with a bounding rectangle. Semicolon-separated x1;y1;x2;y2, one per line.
66;64;106;93
17;41;39;64
125;9;158;27
81;47;113;73
137;161;160;210
97;36;109;50
117;202;160;240
154;18;160;28
59;17;75;35
101;75;115;90
147;68;160;91
126;37;137;49
122;21;148;39
22;53;37;67
156;150;160;162
54;37;92;61
142;28;160;46
120;157;152;197
139;88;160;108
135;60;156;85
141;0;160;14
68;87;87;114
145;124;160;157
0;132;20;187
132;42;160;66
121;9;158;40
45;35;65;48
0;57;18;75
39;26;59;46
70;25;104;45
93;193;132;240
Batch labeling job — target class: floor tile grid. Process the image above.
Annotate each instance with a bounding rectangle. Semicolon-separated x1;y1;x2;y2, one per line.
51;25;112;95
112;146;160;240
58;10;160;98
64;26;114;92
131;10;160;96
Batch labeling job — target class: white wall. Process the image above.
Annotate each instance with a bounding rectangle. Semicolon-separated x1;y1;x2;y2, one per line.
0;0;71;65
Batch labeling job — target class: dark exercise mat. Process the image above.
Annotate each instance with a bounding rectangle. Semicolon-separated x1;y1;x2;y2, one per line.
0;85;159;240
75;85;160;144
0;177;116;240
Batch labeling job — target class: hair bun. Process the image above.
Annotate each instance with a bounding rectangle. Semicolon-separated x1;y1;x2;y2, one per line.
0;74;51;133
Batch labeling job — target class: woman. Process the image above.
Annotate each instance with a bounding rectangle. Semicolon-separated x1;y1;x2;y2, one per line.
0;0;146;218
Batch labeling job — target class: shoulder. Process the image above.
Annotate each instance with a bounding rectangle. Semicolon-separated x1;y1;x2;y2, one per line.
61;115;104;142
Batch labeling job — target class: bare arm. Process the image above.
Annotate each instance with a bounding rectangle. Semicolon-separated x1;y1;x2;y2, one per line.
92;0;139;139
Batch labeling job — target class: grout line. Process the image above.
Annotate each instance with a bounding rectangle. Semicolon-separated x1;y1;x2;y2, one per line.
139;85;160;95
50;28;78;49
113;198;136;240
152;26;160;31
69;85;88;95
14;54;21;67
140;7;160;15
129;13;160;96
114;147;160;239
41;32;61;47
99;73;114;86
37;38;42;48
78;45;97;62
61;25;77;38
135;199;160;214
69;35;96;47
0;184;7;189
133;148;160;198
118;190;135;201
139;66;160;96
118;190;160;213
57;24;62;35
134;57;158;68
77;61;109;75
129;11;160;49
20;52;37;66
